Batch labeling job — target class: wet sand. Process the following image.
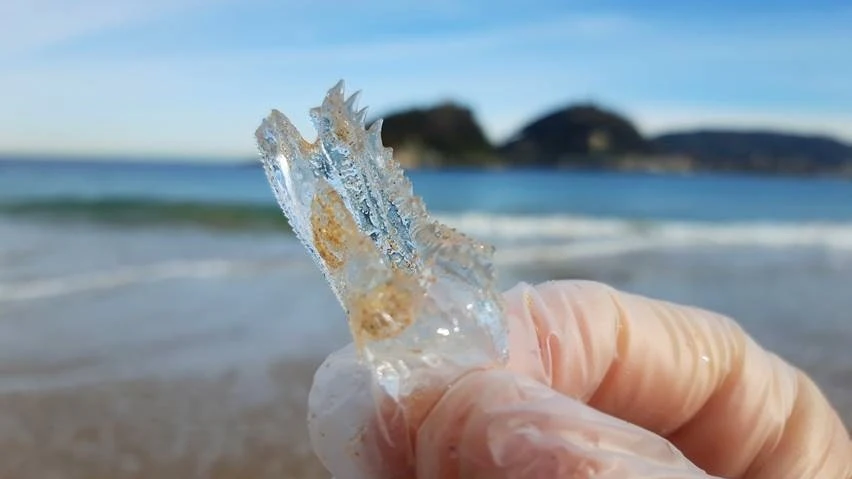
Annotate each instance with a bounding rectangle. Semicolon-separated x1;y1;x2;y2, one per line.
0;359;326;479
0;221;849;478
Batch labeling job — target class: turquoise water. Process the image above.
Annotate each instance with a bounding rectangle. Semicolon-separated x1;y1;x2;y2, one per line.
3;159;852;222
0;158;850;433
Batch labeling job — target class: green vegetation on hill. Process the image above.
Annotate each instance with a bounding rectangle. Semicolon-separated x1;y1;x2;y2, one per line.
374;102;852;177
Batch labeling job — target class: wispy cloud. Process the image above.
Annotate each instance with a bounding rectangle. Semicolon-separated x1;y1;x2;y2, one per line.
634;106;852;141
1;0;851;157
0;0;218;58
14;11;635;70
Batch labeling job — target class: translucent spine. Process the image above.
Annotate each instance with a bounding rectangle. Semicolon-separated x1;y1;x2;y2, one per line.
255;81;509;399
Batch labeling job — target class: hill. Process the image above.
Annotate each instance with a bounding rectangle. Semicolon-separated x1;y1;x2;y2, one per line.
365;101;852;176
499;104;651;167
653;130;852;175
373;103;500;168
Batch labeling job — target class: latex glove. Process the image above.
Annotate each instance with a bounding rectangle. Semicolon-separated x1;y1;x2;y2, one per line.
308;281;852;478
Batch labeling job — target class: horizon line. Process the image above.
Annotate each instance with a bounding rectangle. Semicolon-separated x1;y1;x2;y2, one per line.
3;116;852;162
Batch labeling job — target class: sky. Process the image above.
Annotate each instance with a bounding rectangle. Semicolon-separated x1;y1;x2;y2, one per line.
1;0;851;160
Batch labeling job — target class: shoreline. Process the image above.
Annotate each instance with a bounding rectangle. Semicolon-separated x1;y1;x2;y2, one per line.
0;219;848;477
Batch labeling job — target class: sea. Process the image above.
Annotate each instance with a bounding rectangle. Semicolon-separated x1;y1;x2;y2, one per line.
0;158;850;477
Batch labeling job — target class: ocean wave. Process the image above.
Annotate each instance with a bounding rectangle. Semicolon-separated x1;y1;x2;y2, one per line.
0;198;289;231
437;213;852;266
3;199;852;269
2;217;850;303
0;259;301;302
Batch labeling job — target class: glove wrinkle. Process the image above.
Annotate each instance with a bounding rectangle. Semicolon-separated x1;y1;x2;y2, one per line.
307;281;852;479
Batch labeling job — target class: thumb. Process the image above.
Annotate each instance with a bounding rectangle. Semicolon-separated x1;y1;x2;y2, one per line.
416;368;720;479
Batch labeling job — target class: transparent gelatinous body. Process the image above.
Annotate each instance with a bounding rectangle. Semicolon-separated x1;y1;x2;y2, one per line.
255;81;508;399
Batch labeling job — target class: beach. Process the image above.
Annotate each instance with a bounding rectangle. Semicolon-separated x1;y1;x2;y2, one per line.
0;161;851;477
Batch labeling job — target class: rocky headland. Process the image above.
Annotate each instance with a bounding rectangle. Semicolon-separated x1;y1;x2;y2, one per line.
371;102;852;177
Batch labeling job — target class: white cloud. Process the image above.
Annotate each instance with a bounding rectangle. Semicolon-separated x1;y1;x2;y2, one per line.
1;3;850;156
633;106;852;142
19;11;635;71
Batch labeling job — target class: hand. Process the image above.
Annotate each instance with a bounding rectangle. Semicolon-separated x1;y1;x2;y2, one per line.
307;281;852;478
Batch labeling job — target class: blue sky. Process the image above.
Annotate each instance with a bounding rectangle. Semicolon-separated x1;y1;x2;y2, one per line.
1;0;851;159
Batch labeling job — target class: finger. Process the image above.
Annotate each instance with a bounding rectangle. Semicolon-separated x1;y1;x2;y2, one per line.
307;344;405;479
417;368;717;479
308;344;439;479
503;280;851;478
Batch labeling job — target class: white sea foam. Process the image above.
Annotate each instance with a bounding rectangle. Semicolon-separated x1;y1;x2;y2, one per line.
3;214;852;302
436;213;852;266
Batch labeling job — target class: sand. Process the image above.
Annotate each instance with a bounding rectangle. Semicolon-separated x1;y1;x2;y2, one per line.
0;359;328;479
0;345;847;479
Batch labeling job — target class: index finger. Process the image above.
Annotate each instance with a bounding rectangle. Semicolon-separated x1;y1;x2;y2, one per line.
503;280;851;478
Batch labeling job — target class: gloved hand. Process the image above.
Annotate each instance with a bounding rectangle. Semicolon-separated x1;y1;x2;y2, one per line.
307;281;852;478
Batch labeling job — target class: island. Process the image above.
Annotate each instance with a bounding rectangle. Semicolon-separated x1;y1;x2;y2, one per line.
653;130;852;176
372;102;852;177
368;103;501;169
